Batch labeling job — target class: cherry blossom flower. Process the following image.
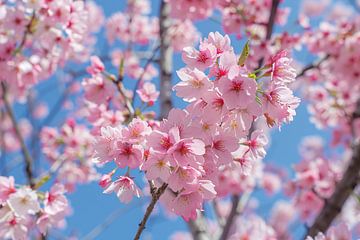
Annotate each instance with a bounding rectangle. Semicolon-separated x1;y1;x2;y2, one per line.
0;176;16;204
174;68;213;102
103;176;142;203
44;184;68;215
7;187;40;218
136;82;159;104
218;75;257;109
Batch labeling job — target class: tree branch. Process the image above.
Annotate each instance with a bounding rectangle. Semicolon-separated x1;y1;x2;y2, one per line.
1;82;35;187
297;55;329;78
159;0;173;119
305;100;360;238
132;45;160;104
257;0;280;68
219;191;252;240
187;217;210;240
133;183;168;240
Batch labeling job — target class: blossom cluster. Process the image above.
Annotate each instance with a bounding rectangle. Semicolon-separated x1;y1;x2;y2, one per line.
299;8;360;145
0;176;69;239
284;136;342;222
40;119;99;192
0;0;103;98
166;0;289;35
90;31;299;221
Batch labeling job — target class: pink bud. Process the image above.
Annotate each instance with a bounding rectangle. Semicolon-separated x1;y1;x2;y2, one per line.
99;174;112;188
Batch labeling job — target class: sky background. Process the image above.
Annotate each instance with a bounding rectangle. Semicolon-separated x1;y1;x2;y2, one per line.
3;0;358;239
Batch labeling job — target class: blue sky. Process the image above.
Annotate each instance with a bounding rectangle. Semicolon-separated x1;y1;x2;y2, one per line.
4;0;355;239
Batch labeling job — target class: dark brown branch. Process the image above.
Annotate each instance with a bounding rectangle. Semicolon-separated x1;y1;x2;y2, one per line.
297;55;330;78
257;0;280;68
133;183;168;240
1;82;35;187
219;195;240;240
187;218;210;240
159;0;173;119
265;0;280;40
305;100;360;238
132;45;161;104
219;191;252;240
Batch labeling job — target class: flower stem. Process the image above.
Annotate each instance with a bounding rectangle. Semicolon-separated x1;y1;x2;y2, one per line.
133;183;168;240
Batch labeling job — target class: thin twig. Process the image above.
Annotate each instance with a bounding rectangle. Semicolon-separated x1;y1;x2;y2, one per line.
257;0;280;68
13;12;36;55
296;55;330;78
219;191;251;240
133;183;168;240
1;82;35;187
82;201;144;240
132;45;160;104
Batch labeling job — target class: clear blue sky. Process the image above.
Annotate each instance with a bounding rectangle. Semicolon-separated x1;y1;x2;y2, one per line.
5;0;349;239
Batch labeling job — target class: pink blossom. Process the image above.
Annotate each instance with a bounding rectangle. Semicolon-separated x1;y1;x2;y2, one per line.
86;56;105;75
0;176;16;204
167;0;216;20
115;142;143;169
261;172;282;195
121;118;152;143
7;187;41;218
99;173;113;189
167;136;205;167
218;75;257;109
169;20;200;52
182;42;217;70
94;126;122;164
204;32;232;55
170;191;202;221
267;50;297;85
44;184;68;215
168;166;201;192
33;102;49;119
246;130;269;159
174;68;213;102
209;51;239;81
262;84;300;127
103;176;142;203
136;82;159;104
327;222;351;240
0;211;27;240
142;152;171;182
83;75;115;104
207;130;239;165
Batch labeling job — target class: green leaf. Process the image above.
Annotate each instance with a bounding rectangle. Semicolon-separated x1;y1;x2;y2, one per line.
238;40;250;66
34;174;51;189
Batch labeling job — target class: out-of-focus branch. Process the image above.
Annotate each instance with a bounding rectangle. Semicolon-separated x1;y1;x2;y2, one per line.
219;191;252;240
132;45;160;104
133;183;168;240
1;82;35;187
82;200;144;240
305;100;360;238
159;0;173;119
265;0;280;40
297;55;329;78
257;0;280;68
219;195;240;240
187;217;210;240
